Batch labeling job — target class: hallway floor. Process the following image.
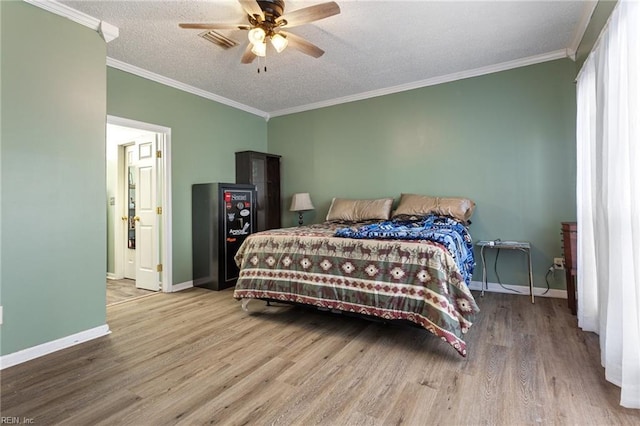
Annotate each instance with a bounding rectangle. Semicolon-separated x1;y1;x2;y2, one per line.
106;278;155;305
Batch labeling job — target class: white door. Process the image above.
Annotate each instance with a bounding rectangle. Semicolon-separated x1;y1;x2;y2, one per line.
134;137;159;291
123;145;137;280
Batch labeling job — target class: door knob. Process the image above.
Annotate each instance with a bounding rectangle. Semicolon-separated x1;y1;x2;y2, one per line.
121;216;128;221
134;216;141;221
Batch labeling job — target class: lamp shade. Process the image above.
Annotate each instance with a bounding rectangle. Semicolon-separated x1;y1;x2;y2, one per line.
290;193;315;212
248;27;266;45
270;33;288;53
251;41;266;57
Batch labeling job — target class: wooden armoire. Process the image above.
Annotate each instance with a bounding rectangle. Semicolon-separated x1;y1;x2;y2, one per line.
235;151;281;232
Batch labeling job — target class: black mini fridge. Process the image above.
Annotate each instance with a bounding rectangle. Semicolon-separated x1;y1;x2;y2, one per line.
192;183;257;290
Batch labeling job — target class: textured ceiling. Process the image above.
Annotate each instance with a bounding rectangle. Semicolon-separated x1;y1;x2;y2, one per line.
59;0;595;118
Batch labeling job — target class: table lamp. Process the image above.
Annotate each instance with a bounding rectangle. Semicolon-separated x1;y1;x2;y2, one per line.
290;193;314;226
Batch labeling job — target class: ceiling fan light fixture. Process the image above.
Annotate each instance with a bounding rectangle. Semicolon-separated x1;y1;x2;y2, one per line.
179;0;342;66
248;27;266;45
251;40;267;57
270;33;288;53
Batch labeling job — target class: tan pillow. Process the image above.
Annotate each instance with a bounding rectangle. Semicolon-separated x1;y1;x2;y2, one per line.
393;193;476;223
326;198;394;222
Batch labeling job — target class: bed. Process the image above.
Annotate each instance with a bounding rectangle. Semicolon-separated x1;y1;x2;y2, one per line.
232;194;480;356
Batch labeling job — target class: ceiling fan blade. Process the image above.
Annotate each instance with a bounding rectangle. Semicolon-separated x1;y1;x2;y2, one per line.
280;31;324;58
277;2;340;27
241;44;257;64
238;0;264;20
179;23;250;30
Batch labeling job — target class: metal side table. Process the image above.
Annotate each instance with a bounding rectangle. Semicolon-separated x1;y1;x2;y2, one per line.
476;240;535;303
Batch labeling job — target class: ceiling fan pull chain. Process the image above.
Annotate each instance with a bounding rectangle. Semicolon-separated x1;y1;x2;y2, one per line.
256;54;268;73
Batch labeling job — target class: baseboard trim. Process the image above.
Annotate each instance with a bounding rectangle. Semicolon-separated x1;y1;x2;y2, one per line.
106;272;118;280
0;324;111;370
468;280;567;299
172;280;193;292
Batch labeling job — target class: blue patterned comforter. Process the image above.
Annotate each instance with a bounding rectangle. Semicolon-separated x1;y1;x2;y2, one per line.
335;215;475;286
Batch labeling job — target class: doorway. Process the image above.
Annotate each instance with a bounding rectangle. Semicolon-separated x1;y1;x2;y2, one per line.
106;116;172;298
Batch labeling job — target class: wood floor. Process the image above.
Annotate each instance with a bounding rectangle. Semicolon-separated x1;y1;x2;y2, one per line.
2;288;639;425
107;278;156;305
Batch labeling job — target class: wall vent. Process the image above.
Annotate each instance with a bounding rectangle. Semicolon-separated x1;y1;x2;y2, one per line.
199;31;239;49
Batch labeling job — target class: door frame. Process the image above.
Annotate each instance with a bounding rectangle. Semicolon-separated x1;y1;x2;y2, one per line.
108;115;173;293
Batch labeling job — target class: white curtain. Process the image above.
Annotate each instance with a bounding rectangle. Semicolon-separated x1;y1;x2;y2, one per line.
576;0;640;409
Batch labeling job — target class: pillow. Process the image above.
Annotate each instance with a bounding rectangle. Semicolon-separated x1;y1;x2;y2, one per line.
326;197;394;222
392;193;476;223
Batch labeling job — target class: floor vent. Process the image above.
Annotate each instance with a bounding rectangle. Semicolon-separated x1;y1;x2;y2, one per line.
199;31;239;49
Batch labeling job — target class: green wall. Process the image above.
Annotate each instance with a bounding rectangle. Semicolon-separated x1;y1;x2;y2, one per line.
106;69;268;284
268;59;577;291
0;1;107;355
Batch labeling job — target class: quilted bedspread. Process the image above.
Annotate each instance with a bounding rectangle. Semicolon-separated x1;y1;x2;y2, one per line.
334;215;475;286
233;221;479;356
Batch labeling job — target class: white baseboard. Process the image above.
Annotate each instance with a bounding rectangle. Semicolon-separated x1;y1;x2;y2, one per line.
468;280;567;299
171;280;193;292
106;272;118;280
0;324;111;370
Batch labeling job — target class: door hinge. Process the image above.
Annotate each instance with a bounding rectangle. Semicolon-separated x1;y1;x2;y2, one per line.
156;150;162;158
156;207;162;215
156;264;163;272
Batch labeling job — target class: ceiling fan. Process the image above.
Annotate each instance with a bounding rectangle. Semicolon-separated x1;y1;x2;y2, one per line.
179;0;340;66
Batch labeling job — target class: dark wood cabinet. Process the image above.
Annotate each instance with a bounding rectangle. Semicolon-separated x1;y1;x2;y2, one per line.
235;151;281;231
561;222;578;314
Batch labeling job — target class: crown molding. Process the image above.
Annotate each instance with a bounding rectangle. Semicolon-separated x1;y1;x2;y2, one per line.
106;58;270;120
268;49;570;118
24;0;119;42
98;21;119;43
567;0;598;61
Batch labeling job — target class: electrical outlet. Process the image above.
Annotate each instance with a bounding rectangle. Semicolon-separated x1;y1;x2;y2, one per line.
0;306;3;325
553;257;565;269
